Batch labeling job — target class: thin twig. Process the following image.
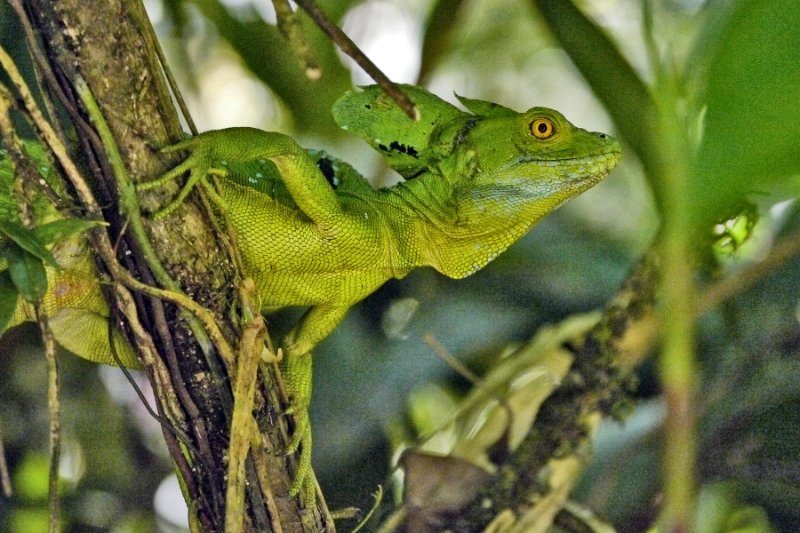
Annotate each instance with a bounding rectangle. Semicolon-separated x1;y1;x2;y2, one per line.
423;333;480;385
133;0;198;136
35;303;61;533
349;485;383;532
2;39;224;495
0;44;238;369
8;0;68;144
75;78;236;369
423;333;517;445
225;304;266;533
0;77;62;533
104;311;196;450
0;41;197;445
293;0;418;120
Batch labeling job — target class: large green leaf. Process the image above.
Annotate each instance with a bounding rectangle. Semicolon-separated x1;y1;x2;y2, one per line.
691;0;800;221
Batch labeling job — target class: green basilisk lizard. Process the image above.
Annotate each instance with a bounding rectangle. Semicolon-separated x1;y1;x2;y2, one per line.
2;84;621;501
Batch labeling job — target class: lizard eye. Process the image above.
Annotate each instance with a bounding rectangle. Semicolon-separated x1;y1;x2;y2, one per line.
530;118;555;139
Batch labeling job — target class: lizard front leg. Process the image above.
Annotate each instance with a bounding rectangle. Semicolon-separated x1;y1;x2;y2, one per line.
141;128;344;223
280;304;350;502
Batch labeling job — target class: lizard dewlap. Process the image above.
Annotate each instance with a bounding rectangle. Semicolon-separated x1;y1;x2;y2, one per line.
2;84;620;502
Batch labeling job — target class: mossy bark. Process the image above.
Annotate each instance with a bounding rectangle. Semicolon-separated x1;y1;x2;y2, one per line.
20;1;329;530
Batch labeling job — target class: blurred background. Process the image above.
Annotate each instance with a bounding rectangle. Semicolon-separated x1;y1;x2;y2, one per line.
0;0;797;531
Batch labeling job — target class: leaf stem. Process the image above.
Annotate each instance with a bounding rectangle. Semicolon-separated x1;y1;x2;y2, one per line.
655;72;697;533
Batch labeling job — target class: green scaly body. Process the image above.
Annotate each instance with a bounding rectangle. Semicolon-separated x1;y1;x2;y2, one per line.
2;85;621;501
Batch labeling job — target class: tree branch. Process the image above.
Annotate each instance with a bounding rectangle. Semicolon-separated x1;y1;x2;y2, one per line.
18;0;327;530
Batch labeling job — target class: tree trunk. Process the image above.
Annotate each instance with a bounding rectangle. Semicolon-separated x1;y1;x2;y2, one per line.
19;1;330;530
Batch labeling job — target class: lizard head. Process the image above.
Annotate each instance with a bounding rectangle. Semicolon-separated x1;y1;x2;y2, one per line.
426;103;623;273
419;105;622;278
332;85;623;279
449;105;622;210
333;85;621;202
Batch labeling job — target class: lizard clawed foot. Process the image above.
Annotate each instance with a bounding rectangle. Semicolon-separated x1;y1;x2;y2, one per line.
138;135;229;219
280;351;317;503
283;404;316;502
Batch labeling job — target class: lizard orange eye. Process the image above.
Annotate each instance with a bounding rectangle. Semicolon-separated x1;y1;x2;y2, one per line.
530;118;555;139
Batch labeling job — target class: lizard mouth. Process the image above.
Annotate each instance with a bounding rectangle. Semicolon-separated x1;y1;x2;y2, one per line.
518;150;621;169
505;149;622;185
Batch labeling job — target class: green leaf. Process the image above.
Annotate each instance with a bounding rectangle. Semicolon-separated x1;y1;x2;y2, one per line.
691;0;800;221
0;218;57;267
5;243;48;302
0;269;19;336
31;218;102;246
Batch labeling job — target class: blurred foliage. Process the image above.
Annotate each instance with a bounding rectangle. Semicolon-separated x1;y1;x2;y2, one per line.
0;326;166;532
0;0;798;531
692;0;800;219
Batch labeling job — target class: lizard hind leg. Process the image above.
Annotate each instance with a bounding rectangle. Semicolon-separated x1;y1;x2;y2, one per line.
280;349;315;499
278;304;350;501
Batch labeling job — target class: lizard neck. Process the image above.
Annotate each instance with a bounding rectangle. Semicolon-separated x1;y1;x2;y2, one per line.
381;173;564;279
